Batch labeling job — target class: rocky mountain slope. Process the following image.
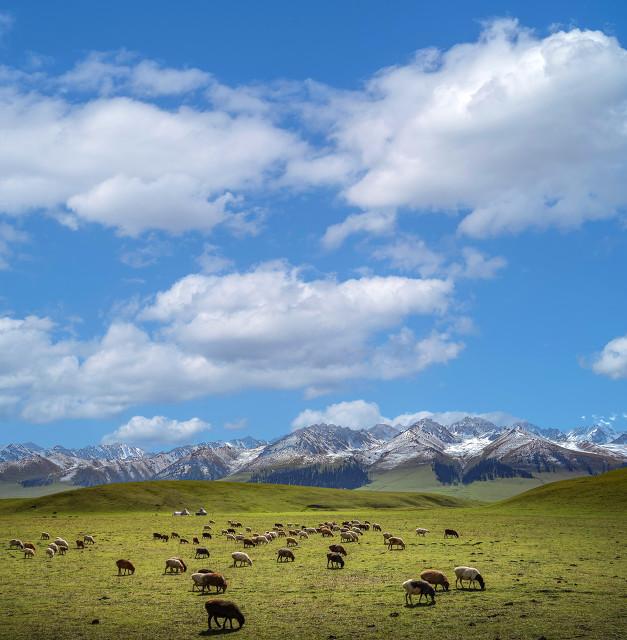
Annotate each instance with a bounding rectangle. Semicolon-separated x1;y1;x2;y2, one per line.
0;418;624;492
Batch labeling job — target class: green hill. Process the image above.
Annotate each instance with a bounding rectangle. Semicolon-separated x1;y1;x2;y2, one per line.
0;479;471;515
494;467;627;514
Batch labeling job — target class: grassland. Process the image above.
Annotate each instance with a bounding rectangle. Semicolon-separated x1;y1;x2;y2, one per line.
0;471;625;640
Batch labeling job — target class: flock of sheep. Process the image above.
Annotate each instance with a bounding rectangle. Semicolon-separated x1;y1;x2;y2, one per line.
7;516;485;631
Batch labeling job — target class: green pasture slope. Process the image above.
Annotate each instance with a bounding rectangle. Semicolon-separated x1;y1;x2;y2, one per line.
0;471;625;640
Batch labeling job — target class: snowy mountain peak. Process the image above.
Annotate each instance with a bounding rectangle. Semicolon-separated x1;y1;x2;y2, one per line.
450;416;499;439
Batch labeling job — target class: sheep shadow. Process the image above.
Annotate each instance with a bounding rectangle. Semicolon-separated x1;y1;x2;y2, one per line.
404;601;436;608
199;627;242;635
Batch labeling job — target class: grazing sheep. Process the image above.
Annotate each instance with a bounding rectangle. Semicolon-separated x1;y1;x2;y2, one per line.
46;547;55;559
47;543;58;553
340;531;356;543
387;536;406;551
226;534;236;542
276;548;295;562
84;535;95;545
320;528;334;538
54;537;68;547
193;537;200;545
286;537;298;547
40;532;50;540
403;579;436;605
164;557;187;574
202;532;212;540
23;542;36;551
179;538;190;545
444;529;459;538
231;552;253;567
192;572;227;594
326;552;345;569
205;599;245;630
116;559;135;575
454;566;485;590
195;547;210;559
161;535;169;543
57;544;68;555
203;525;212;531
196;568;214;574
171;532;179;539
23;548;35;559
76;540;85;549
372;523;382;532
9;539;24;549
382;532;392;542
420;570;450;591
328;544;348;556
298;531;309;539
243;538;256;549
153;532;162;540
415;528;429;536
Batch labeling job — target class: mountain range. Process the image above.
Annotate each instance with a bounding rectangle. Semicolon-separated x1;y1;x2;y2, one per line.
0;419;624;494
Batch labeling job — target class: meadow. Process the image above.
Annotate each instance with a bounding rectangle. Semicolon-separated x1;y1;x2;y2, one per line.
0;470;625;640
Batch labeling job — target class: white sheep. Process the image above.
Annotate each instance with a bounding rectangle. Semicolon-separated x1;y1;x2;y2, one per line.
454;566;485;590
231;551;253;567
54;537;68;547
23;548;35;558
415;528;429;536
47;543;59;553
298;531;309;539
46;547;55;559
164;557;187;573
40;532;50;540
9;539;23;549
57;543;68;555
84;535;95;545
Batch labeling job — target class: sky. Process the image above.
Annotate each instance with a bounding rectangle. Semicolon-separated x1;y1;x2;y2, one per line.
0;1;626;449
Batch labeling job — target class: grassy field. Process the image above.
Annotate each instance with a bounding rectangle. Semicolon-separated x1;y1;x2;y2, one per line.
0;471;625;640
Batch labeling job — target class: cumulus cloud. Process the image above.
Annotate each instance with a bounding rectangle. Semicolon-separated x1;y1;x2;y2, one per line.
292;400;523;430
0;264;461;422
591;335;627;379
317;20;627;237
101;415;210;446
321;210;396;250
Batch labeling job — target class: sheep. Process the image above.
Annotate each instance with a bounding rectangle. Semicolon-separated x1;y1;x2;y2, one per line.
171;532;180;539
40;532;50;540
203;525;212;531
57;544;68;555
153;532;162;540
202;532;212;540
76;540;85;549
164;557;187;574
195;547;210;559
46;547;55;559
179;538;190;545
54;537;68;547
320;528;334;538
23;548;35;559
444;529;459;538
276;548;295;562
83;535;95;545
226;534;236;542
328;544;348;556
9;539;24;549
454;566;485;590
420;570;450;591
191;572;227;594
47;543;59;553
403;579;435;605
23;542;36;551
243;538;256;548
231;552;253;567
298;531;309;539
193;537;200;545
286;537;298;547
326;552;345;569
116;559;135;575
415;528;429;536
161;534;169;543
208;519;215;524
382;532;392;542
387;536;405;550
340;531;356;543
205;599;245;630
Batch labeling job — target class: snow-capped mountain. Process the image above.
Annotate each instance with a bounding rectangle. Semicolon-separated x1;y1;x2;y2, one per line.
0;417;624;493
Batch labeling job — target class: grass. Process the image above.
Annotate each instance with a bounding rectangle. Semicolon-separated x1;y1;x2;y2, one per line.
361;464;591;501
0;472;625;640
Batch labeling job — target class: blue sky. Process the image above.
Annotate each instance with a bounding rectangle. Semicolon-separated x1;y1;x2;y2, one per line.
0;1;626;449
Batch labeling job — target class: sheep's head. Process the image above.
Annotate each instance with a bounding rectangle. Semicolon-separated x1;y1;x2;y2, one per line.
443;580;450;591
476;574;485;590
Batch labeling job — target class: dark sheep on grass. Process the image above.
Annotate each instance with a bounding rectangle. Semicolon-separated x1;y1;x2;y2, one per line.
328;544;347;556
205;599;245;630
116;559;135;575
327;552;345;569
277;548;295;562
403;579;436;605
444;529;459;538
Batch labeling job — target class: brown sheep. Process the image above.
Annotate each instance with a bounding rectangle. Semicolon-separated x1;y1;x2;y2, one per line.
286;537;298;547
387;536;405;550
76;540;85;549
23;542;36;551
320;528;334;538
326;552;345;569
193;572;227;594
205;599;245;630
276;548;295;562
116;559;135;575
328;544;347;556
192;537;200;545
23;548;35;558
420;569;450;591
195;547;210;559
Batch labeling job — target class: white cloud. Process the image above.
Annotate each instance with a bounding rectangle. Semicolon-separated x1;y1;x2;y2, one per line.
0;264;461;422
452;247;507;279
224;418;247;431
591;335;627;379
59;52;211;96
321;210;395;250
292;400;384;430
316;20;627;237
102;415;210;446
0;82;304;236
0;222;27;269
0;12;13;41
